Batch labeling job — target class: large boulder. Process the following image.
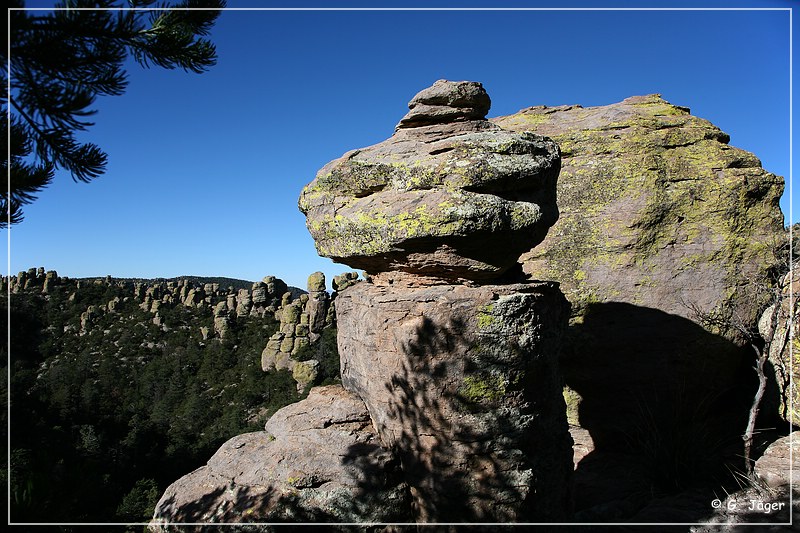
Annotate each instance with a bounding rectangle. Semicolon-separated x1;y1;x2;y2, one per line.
151;385;411;529
494;95;786;448
335;277;572;522
493;94;784;328
299;80;561;282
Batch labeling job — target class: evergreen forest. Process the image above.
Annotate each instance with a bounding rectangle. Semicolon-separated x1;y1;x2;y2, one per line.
5;276;310;527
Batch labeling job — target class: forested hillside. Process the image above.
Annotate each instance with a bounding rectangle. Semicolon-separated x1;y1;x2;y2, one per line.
5;270;311;525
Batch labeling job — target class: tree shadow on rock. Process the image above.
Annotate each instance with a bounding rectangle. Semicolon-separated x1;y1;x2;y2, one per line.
153;483;371;532
369;314;569;523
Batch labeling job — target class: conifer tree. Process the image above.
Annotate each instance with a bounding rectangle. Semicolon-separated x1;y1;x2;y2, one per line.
2;0;225;226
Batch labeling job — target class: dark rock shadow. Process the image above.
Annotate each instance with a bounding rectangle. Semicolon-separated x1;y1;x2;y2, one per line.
349;312;570;523
153;483;391;532
564;301;790;525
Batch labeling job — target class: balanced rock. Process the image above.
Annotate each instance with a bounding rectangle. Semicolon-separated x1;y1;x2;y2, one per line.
212;301;231;338
397;79;492;128
151;385;411;529
305;272;330;344
299;80;560;282
332;272;359;292
299;81;572;522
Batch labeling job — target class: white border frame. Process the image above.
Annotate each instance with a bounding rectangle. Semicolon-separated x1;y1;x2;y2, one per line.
5;3;794;529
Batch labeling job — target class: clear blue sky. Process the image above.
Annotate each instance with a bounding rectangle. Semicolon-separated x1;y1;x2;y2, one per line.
8;0;795;291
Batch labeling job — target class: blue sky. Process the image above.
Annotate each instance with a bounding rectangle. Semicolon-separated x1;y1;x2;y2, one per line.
8;0;795;290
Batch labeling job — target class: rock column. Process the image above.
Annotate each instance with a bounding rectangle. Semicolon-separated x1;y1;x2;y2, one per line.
336;279;570;521
300;80;572;522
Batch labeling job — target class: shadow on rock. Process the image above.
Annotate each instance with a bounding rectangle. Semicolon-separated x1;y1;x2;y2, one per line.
564;301;789;523
383;315;497;521
153;484;334;531
335;280;573;522
387;312;569;522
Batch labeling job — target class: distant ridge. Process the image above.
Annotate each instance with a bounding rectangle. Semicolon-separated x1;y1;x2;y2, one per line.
74;274;305;296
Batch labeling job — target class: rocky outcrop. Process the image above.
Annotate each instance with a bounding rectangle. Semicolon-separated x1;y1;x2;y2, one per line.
8;267;58;293
758;264;799;427
212;300;232;338
261;272;336;392
152;87;792;526
5;269;332;375
493;94;783;323
151;385;412;530
303;80;571;522
299;79;561;282
494;95;786;449
154;80;571;526
396;78;491;127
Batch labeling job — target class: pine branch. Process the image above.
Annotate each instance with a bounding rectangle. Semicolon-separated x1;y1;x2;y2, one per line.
6;0;224;225
1;116;55;227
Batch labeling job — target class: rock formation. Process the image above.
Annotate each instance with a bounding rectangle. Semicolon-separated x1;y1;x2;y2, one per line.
318;80;571;522
5;268;326;369
151;87;793;527
299;79;560;282
8;267;59;294
151;385;411;529
152;80;572;526
308;80;570;522
758;263;799;427
260;271;336;392
335;280;571;522
493;95;786;449
493;94;783;324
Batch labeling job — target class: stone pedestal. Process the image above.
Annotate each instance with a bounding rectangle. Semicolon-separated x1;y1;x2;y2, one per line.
335;279;572;522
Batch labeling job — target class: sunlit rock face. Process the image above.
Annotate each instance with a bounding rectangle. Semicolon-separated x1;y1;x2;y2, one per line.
299;80;561;282
152;80;571;527
493;93;784;327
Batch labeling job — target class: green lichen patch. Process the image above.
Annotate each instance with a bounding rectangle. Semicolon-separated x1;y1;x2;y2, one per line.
500;94;784;328
459;373;507;405
562;386;582;426
476;303;495;330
